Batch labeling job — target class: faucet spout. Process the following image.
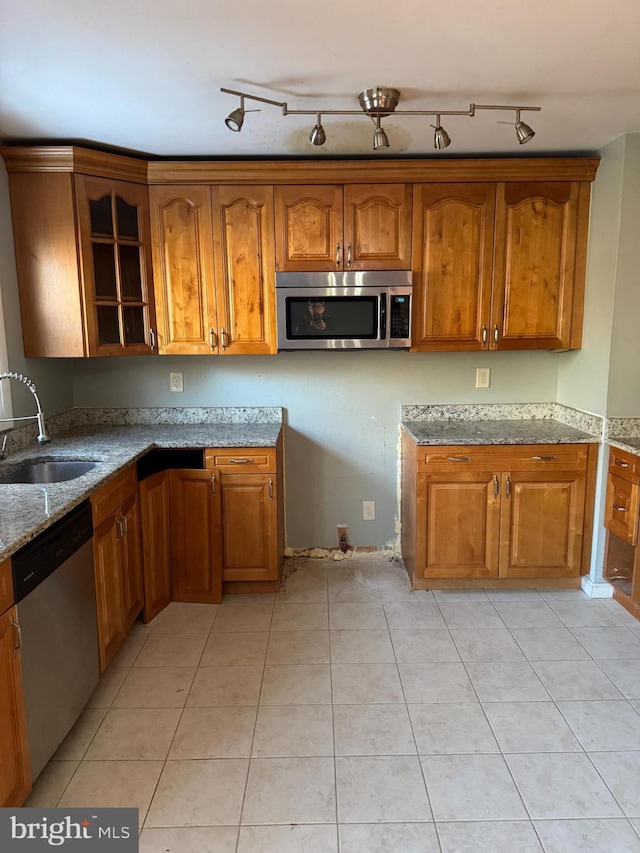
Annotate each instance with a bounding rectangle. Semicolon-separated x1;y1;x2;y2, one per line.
0;372;51;447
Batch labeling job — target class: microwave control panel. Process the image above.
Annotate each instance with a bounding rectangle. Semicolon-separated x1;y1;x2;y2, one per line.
389;295;411;339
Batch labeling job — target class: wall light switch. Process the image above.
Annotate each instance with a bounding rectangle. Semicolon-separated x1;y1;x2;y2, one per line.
476;368;490;389
170;372;184;392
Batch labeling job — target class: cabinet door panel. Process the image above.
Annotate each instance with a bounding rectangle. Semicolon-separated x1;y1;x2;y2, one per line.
93;514;126;671
344;184;412;269
605;474;639;546
170;470;222;604
76;175;156;357
412;184;494;350
120;494;143;631
220;474;279;582
492;182;578;350
418;471;500;578
212;186;276;354
150;185;218;354
139;471;173;623
0;606;31;806
275;185;343;271
499;470;586;578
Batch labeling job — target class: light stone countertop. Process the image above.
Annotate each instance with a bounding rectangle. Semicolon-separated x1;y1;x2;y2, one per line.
402;419;598;446
608;436;640;456
0;422;282;561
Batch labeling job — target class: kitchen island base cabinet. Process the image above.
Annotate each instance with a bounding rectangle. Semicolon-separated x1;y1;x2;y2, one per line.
0;604;31;807
402;438;597;588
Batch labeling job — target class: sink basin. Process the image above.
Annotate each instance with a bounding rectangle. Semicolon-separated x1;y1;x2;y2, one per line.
0;460;101;485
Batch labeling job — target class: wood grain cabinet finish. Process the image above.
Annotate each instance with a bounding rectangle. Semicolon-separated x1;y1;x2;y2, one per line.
169;469;223;604
151;185;276;355
412;181;589;352
4;166;156;357
275;184;411;271
220;474;279;582
402;438;596;585
91;468;143;670
139;471;173;622
0;605;31;807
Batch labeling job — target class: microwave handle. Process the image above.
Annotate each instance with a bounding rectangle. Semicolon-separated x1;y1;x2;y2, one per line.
379;293;387;341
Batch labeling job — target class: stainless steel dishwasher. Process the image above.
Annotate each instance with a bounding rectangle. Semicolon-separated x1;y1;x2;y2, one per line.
12;501;100;781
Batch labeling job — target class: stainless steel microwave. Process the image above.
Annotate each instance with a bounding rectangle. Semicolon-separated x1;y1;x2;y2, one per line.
276;271;412;350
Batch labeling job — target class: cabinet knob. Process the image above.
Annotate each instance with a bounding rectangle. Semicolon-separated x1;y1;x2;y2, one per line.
613;504;628;512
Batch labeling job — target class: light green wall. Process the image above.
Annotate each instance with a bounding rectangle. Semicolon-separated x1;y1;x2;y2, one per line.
72;350;559;547
0;161;75;419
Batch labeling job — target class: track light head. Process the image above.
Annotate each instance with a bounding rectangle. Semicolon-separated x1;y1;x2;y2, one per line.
225;97;245;132
373;116;389;151
309;114;326;146
432;116;451;150
515;110;535;144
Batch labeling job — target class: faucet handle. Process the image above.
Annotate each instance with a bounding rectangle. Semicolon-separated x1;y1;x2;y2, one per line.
0;434;7;460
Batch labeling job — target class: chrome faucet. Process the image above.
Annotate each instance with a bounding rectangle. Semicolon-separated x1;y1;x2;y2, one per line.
0;372;51;456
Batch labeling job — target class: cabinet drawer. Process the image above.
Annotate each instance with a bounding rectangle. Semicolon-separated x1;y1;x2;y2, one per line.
605;474;639;546
205;447;277;474
417;444;589;472
0;558;13;613
609;447;640;484
91;466;137;528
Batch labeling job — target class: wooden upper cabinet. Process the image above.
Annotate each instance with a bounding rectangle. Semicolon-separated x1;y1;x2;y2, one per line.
275;185;343;271
492;182;582;350
412;184;495;351
150;185;218;355
75;176;156;356
275;184;412;271
0;605;31;807
212;186;276;354
344;184;412;270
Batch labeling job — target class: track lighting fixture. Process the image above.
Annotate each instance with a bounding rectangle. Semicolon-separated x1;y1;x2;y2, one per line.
372;115;389;151
220;86;541;152
432;115;451;150
309;113;326;146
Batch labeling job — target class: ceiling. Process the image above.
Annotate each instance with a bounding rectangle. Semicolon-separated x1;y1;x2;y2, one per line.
1;0;639;158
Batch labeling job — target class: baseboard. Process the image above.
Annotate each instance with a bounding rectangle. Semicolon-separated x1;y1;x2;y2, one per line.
581;576;614;598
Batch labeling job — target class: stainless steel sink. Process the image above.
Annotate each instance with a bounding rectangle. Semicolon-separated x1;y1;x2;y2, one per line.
0;460;101;485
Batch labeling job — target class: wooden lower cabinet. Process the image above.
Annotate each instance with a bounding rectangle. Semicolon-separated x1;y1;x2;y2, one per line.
604;446;640;619
170;469;223;604
0;605;31;806
91;468;143;671
403;439;597;586
220;473;279;582
139;471;173;621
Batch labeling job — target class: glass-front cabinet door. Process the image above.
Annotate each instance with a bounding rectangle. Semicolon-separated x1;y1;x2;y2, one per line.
75;176;156;356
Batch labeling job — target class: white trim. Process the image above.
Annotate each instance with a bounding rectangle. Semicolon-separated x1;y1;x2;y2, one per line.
581;576;614;598
0;280;12;425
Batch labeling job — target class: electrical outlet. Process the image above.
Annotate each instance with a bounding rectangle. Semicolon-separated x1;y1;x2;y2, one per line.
170;372;184;393
363;500;375;521
476;368;491;389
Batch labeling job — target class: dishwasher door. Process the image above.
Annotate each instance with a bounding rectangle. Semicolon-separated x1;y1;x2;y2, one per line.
17;538;100;780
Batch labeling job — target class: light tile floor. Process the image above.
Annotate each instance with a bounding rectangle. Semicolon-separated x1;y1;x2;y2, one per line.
27;554;640;853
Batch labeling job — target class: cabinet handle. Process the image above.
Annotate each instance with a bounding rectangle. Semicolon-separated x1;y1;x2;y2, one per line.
613;504;628;512
149;328;156;351
116;517;124;539
615;460;631;468
493;474;499;498
336;244;341;267
122;514;128;536
347;244;352;266
482;325;487;345
11;617;21;657
221;328;228;350
209;328;216;350
269;477;273;500
505;474;511;498
532;455;557;462
211;473;216;496
447;456;471;462
229;458;253;464
494;325;499;346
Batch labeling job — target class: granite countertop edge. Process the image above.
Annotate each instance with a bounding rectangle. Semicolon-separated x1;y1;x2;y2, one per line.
608;436;640;456
0;422;282;561
401;419;599;446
